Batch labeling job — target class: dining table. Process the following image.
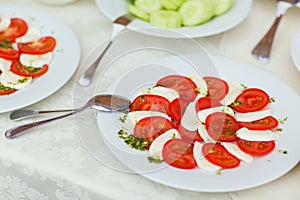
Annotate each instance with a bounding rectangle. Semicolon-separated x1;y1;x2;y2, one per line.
0;0;299;199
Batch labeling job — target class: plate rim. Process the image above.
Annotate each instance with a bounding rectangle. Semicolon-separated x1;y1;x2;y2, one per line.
291;30;300;72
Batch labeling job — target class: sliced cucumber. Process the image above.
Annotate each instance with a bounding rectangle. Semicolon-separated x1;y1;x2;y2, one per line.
134;0;162;13
179;0;214;26
128;4;150;21
213;0;234;16
150;10;182;28
160;0;184;10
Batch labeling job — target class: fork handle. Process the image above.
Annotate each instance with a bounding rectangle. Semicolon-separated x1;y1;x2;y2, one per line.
78;40;113;87
251;15;283;62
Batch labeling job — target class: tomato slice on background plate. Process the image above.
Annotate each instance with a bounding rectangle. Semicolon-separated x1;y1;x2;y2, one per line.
0;83;16;95
168;98;189;124
177;125;203;143
0;47;19;60
203;77;229;100
205;112;239;142
134;116;175;145
162;138;197;169
195;97;222;112
18;36;56;54
237;138;275;156
0;18;28;42
231;88;270;113
130;94;170;114
156;75;198;102
11;61;48;77
238;116;279;130
202;143;240;169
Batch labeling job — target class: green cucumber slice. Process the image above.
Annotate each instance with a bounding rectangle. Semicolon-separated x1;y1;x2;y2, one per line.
150;10;182;28
179;0;214;26
128;4;150;21
213;0;234;16
134;0;162;13
160;0;184;10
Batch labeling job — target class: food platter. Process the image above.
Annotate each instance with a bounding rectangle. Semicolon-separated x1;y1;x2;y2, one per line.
95;0;252;38
97;55;299;192
0;4;80;113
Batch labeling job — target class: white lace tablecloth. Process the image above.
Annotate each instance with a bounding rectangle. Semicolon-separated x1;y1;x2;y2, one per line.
0;0;299;199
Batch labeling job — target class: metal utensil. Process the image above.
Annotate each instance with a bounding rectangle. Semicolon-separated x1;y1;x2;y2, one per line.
251;0;299;62
9;109;75;121
77;15;132;87
5;94;130;139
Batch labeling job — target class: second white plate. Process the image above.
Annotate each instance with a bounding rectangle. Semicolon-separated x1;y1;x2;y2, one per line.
95;0;252;38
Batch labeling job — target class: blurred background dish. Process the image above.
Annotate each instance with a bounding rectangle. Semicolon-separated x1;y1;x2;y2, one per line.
0;4;80;113
291;30;300;72
95;0;253;38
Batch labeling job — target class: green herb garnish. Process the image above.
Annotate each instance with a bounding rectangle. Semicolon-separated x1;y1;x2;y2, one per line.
118;129;149;151
147;155;163;164
277;149;288;154
279;117;288;124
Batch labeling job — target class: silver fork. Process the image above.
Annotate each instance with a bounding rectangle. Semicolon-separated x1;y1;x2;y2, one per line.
251;0;299;62
77;15;132;87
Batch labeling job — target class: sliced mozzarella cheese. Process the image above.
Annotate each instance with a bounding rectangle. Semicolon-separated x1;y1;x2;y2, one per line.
20;52;52;68
198;123;217;143
236;127;278;141
0;71;32;89
181;101;199;131
193;142;221;171
137;86;179;102
148;129;181;159
235;109;272;122
197;106;234;123
0;58;12;72
222;142;253;163
189;74;207;97
220;82;244;105
15;27;41;43
122;111;171;133
0;17;11;32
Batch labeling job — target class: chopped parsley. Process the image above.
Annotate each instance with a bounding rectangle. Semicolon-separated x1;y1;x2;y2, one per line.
215;170;222;175
277;149;288;154
118;129;149;151
147;155;163;164
0;83;13;91
241;84;247;89
270;97;276;103
0;40;12;48
279;117;288;124
231;101;242;106
275;128;283;132
119;114;128;123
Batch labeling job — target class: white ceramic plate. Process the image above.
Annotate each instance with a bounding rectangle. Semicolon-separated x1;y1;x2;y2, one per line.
0;4;80;113
291;30;300;72
97;55;300;192
95;0;252;38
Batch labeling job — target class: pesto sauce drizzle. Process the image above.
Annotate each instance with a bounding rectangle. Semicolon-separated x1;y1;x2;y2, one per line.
118;129;148;151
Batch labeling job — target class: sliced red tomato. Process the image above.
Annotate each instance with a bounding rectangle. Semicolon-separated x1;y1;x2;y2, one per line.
0;47;19;60
0;18;28;42
236;138;275;156
202;143;240;169
162;138;197;169
177;125;203;143
205;112;239;142
134;116;175;145
195;97;221;112
156;75;197;102
168;98;189;124
231;88;270;113
18;36;56;55
130;94;170;114
0;83;16;95
10;61;48;77
238;116;279;130
203;77;229;100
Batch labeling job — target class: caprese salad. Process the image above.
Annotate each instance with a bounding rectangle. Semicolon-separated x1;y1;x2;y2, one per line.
0;16;56;96
118;73;286;173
